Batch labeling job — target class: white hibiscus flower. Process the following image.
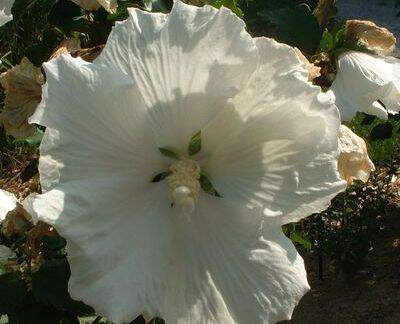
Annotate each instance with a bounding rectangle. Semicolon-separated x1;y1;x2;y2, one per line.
331;51;400;121
0;0;14;26
28;2;346;323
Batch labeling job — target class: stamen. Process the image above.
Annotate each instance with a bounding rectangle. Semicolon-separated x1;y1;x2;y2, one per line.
168;159;200;214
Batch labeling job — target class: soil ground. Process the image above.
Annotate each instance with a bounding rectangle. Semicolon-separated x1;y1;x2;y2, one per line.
281;207;400;324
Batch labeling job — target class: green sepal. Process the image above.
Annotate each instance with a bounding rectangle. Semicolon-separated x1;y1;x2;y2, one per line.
188;131;201;156
158;147;179;160
200;174;222;198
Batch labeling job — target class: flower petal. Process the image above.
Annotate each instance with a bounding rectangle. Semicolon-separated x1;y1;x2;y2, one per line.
30;55;166;191
0;189;17;221
162;196;309;323
29;176;174;324
331;51;400;120
0;0;14;26
338;125;375;185
201;37;346;224
95;1;258;149
0;58;44;138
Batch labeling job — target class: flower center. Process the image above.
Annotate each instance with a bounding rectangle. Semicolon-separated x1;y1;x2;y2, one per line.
167;159;201;215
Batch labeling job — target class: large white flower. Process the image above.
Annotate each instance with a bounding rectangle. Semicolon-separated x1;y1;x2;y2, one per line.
331;51;400;121
28;2;346;323
0;0;14;26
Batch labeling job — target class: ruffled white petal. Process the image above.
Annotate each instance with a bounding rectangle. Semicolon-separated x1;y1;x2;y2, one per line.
201;37;346;224
331;51;400;121
28;176;174;324
0;0;14;26
162;196;309;324
0;189;17;220
96;1;258;150
29;187;309;324
30;54;167;192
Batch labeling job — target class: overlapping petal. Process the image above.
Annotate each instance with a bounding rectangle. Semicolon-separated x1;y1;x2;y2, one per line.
0;0;14;26
30;55;166;191
96;1;258;150
162;196;309;324
331;51;400;121
201;38;346;224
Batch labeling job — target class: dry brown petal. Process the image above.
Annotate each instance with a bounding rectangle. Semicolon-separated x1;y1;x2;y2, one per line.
0;58;44;138
346;20;396;55
1;203;34;238
294;47;321;82
338;125;375;185
313;0;335;28
50;38;81;60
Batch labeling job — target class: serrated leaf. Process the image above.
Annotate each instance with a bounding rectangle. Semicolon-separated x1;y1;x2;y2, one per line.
200;174;222;198
158;148;179;160
188;131;201;156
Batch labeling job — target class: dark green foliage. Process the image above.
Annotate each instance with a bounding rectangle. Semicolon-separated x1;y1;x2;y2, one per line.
240;0;321;53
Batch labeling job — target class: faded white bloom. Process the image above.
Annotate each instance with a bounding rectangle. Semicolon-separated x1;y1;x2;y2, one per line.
0;0;14;26
331;51;400;121
0;58;45;138
28;2;346;323
338;125;375;185
346;20;396;55
69;0;117;13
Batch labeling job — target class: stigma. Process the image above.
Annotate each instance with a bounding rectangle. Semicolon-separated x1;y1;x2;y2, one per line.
168;159;200;214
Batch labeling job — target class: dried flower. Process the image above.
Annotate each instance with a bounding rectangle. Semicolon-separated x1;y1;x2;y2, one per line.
338;125;375;185
346;19;396;55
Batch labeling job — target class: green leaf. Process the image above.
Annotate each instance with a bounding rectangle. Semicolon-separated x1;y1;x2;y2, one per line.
158;148;179;160
318;29;334;53
151;171;172;183
211;0;243;18
199;174;222;197
0;272;28;314
290;231;312;250
188;131;201;156
13;129;44;147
